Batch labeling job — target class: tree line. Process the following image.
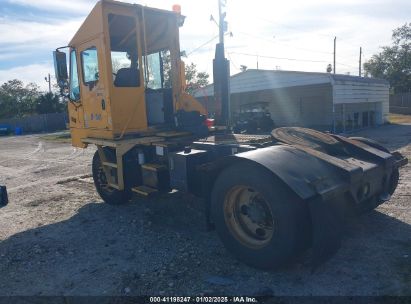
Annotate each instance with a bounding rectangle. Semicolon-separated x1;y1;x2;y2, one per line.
0;79;64;119
364;23;411;94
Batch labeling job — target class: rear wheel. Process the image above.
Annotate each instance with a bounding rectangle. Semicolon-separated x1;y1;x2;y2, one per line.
211;163;310;269
92;148;131;205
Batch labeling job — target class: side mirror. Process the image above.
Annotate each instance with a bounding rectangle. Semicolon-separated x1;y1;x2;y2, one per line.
53;50;68;88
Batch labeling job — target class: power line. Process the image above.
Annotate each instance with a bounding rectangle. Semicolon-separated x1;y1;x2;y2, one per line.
229;51;360;75
337;37;364;50
337;61;358;69
246;15;335;40
226;52;240;71
184;24;363;72
236;31;333;55
238;13;363;50
228;34;360;70
186;31;235;57
229;51;330;63
186;35;219;56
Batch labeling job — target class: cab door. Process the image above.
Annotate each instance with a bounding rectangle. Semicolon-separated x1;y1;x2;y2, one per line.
78;39;110;130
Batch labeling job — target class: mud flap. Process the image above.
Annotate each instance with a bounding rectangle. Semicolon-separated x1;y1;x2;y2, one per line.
308;195;344;271
0;186;8;207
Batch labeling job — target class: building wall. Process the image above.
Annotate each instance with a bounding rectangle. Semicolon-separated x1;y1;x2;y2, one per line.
196;80;389;133
334;102;381;133
333;81;389;123
230;84;334;130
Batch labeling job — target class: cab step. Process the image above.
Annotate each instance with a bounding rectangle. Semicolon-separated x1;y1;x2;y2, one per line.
131;185;158;197
142;163;167;171
102;161;118;168
142;163;169;191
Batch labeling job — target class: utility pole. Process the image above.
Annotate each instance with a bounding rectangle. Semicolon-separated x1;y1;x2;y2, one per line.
213;0;230;127
218;0;225;45
45;73;51;93
359;47;362;77
333;37;336;74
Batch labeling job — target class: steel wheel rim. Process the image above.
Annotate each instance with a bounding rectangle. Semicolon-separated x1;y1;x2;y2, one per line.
223;185;275;249
96;160;114;193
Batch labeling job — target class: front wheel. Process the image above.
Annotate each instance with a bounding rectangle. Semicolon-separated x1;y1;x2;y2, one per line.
92;149;131;205
211;163;310;269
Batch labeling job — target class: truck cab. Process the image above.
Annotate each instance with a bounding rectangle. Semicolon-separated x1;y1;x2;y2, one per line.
54;0;205;147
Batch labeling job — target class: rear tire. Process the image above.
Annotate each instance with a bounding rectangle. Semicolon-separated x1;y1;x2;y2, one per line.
211;162;310;269
92;149;131;205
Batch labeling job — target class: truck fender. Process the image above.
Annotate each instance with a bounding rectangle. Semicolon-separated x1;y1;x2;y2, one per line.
232;145;346;200
214;145;348;268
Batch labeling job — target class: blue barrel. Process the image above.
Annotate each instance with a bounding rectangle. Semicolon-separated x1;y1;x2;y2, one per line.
15;127;23;135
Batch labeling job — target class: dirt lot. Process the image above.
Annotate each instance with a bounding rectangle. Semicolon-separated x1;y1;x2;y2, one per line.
0;120;410;296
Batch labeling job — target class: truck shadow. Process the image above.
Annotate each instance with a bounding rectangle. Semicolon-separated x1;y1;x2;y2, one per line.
0;197;410;296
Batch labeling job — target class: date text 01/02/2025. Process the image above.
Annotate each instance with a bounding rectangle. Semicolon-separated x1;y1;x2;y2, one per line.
149;296;258;303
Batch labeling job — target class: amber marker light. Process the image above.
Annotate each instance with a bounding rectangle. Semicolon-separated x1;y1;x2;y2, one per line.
172;4;181;14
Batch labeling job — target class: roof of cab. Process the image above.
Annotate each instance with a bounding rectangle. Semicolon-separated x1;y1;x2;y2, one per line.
69;0;178;46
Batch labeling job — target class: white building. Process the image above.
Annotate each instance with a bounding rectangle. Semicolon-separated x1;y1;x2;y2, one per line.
195;70;390;132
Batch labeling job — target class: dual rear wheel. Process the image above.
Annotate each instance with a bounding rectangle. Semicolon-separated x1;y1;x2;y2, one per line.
211;163;311;269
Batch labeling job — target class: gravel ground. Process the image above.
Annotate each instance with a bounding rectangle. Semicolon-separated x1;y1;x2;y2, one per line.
0;122;410;296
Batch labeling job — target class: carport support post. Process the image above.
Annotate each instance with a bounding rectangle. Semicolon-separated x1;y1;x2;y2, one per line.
359;47;362;77
333;37;336;75
343;104;346;132
330;75;336;134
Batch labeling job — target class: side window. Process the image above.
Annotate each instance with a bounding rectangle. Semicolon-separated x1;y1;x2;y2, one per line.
81;47;99;84
108;14;140;87
69;50;80;101
144;50;171;90
146;52;162;90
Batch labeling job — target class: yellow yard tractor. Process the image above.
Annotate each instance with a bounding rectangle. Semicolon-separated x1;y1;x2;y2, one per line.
53;0;407;269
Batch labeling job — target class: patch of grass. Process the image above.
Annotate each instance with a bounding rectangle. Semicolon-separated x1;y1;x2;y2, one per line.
388;113;411;124
40;131;71;143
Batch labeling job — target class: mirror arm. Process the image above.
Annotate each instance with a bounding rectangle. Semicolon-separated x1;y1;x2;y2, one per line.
56;45;71;52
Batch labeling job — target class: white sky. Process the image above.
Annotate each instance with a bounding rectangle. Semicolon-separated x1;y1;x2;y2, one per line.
0;0;409;91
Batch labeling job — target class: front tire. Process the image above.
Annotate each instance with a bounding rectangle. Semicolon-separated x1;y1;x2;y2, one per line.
211;162;310;269
92;149;131;205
